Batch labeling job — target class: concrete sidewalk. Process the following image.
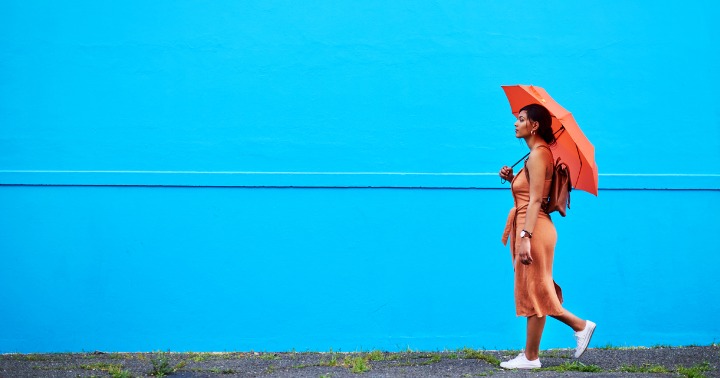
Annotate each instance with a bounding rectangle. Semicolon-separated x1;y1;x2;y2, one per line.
1;345;718;377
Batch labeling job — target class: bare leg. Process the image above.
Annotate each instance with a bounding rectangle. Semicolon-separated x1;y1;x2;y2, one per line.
524;315;546;360
550;309;586;332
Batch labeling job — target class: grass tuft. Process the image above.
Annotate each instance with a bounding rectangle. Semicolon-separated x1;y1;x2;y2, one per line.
461;348;500;365
596;343;652;350
22;354;48;361
320;352;340;367
345;356;370;373
366;350;385;361
676;362;711;378
80;362;132;378
149;353;175;377
539;349;571;359
543;361;603;372
259;353;280;360
619;363;669;373
187;352;212;362
423;354;442;365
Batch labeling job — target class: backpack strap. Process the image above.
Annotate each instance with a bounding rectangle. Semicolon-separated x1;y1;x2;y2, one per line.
535;144;553;159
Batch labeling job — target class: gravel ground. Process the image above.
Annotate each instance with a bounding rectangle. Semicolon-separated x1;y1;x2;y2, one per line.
1;346;718;378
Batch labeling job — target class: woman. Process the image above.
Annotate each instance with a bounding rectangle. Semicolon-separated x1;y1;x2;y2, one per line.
498;103;595;369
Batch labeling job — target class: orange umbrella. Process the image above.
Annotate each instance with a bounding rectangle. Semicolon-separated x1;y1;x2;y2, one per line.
501;84;598;196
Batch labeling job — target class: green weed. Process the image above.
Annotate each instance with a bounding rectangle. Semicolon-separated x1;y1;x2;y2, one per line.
22;354;48;361
461;348;500;365
367;350;385;361
677;362;711;378
538;349;571;358
174;359;187;370
386;352;405;361
149;353;174;377
543;361;603;372
652;343;673;349
320;352;340;367
597;343;644;350
79;362;132;378
107;352;134;361
619;363;669;373
421;354;441;365
80;362;121;371
345;356;370;373
260;353;279;360
187;352;211;362
108;366;133;378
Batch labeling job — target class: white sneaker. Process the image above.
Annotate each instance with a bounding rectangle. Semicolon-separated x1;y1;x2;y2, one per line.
499;353;541;369
574;320;596;358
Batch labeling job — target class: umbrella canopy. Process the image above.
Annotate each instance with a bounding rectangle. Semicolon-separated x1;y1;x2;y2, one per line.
501;84;598;196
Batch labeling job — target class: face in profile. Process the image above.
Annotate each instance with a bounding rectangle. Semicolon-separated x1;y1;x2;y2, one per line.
514;110;532;139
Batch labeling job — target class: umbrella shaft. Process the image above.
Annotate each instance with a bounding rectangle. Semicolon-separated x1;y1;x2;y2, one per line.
510;153;530;169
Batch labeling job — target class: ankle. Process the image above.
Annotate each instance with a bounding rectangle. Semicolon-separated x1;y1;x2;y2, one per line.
524;352;539;361
573;320;587;333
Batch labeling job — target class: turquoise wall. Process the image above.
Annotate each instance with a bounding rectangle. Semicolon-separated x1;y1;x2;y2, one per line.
1;1;719;352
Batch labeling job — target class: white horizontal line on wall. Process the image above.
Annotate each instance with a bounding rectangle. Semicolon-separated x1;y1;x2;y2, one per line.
0;170;718;190
0;170;496;176
602;173;720;177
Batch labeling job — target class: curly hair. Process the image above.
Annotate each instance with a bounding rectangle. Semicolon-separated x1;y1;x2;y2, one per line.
520;103;555;145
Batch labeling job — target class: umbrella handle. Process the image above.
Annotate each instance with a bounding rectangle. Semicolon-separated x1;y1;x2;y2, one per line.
500;152;530;184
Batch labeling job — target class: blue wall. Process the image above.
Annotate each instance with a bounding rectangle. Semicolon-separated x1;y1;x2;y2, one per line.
1;1;719;352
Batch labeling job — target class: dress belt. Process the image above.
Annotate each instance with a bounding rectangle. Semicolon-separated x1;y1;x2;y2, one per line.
501;204;528;264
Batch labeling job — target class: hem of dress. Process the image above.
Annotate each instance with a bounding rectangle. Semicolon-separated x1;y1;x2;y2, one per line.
516;310;565;318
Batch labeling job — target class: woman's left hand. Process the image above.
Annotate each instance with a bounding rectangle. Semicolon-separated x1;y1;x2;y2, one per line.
517;238;533;265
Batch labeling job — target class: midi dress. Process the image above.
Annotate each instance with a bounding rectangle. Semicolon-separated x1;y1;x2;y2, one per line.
501;156;565;318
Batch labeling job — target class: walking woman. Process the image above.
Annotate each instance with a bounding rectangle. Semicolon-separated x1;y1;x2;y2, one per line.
498;103;595;369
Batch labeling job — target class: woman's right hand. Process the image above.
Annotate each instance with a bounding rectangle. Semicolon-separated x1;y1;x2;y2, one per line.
499;166;514;182
517;238;533;265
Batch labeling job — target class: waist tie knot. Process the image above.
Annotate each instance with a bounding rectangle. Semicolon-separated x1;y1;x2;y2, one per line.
501;204;528;265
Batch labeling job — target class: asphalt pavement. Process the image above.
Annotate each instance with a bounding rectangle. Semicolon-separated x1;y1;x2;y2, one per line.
1;345;718;377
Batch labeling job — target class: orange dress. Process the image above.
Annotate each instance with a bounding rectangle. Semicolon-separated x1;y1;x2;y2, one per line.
501;161;564;318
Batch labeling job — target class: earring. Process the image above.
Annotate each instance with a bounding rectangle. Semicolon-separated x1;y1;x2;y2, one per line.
531;130;536;135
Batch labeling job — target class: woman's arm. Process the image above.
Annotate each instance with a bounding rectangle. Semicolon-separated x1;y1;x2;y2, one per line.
517;148;551;265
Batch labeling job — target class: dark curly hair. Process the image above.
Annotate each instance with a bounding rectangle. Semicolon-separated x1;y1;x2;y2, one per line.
520;103;555;145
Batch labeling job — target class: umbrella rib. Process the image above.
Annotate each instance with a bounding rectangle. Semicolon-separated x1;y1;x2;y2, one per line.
575;143;583;186
555;125;583;186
